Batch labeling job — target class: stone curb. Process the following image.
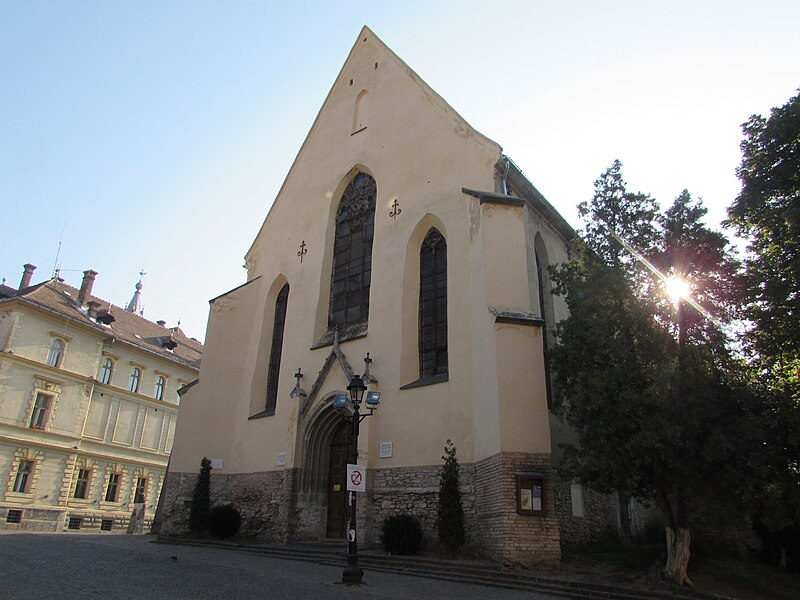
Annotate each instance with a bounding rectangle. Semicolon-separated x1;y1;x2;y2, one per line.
155;537;736;600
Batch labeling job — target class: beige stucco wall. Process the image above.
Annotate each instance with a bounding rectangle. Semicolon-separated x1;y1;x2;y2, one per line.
172;26;567;483
0;302;196;532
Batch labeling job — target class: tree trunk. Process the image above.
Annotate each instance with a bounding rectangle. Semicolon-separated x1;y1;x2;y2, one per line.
663;526;693;586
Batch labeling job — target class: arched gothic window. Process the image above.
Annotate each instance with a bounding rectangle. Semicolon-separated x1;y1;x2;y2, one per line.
534;237;555;409
266;284;289;415
47;339;64;368
419;228;448;377
329;172;376;329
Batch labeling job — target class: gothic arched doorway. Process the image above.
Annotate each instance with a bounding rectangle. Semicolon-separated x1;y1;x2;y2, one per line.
326;419;352;537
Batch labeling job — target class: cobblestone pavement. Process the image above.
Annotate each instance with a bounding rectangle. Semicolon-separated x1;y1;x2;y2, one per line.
0;533;560;600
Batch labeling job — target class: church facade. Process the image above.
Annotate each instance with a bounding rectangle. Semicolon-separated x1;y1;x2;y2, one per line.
159;27;623;567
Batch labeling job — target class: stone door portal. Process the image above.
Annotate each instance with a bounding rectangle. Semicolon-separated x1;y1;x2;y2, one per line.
326;419;351;538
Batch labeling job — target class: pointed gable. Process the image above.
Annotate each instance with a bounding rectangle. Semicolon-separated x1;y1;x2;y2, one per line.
245;26;502;269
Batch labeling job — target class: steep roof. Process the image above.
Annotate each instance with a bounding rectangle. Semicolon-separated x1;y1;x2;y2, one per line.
0;283;16;299
0;278;202;371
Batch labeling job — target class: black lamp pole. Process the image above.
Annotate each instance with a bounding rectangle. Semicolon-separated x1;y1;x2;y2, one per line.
342;374;366;585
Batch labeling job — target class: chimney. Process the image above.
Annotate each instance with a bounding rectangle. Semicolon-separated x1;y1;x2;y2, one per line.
78;270;98;306
20;264;36;289
86;300;101;320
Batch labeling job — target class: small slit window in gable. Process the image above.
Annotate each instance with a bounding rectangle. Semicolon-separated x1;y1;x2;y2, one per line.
352;90;369;134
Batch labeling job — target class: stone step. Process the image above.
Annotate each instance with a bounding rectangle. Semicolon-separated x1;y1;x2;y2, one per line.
156;538;731;600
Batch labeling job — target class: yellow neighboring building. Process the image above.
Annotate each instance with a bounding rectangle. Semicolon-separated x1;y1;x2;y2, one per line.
0;265;201;533
159;27;627;567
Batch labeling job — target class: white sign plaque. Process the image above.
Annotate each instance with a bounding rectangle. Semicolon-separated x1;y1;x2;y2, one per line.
346;464;366;493
379;441;393;458
277;451;287;466
210;458;223;470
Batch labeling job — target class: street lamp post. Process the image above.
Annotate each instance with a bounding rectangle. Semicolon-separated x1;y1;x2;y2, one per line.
342;374;366;584
338;370;382;585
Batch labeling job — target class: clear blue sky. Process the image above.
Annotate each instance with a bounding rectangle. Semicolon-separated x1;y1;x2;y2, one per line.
2;1;798;341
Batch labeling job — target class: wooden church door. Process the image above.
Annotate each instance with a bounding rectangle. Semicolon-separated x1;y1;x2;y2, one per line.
326;419;351;538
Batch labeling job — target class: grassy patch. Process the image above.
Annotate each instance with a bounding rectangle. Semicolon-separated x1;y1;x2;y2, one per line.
562;540;662;585
690;554;799;600
562;540;800;600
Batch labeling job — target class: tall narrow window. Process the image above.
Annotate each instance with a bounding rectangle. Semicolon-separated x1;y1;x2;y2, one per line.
329;172;376;329
419;229;448;377
105;473;121;502
134;477;148;504
47;339;64;367
13;460;33;493
74;468;91;499
535;248;554;409
266;284;289;415
99;358;114;384
154;376;165;400
129;368;141;393
29;393;51;429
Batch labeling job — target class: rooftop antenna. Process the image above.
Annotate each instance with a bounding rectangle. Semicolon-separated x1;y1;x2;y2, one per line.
52;220;67;278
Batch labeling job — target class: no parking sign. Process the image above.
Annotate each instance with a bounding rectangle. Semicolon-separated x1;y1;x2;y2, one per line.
346;464;365;492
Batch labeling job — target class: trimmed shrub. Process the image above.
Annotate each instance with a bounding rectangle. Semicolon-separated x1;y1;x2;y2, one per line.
189;457;212;536
380;514;423;555
208;504;242;539
437;439;465;556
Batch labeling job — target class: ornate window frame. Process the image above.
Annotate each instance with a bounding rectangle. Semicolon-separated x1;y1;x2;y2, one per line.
6;448;42;498
327;171;376;336
26;376;63;431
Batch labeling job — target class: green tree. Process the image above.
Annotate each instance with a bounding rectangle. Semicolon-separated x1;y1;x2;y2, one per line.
436;439;465;556
553;168;752;586
189;457;212;536
653;190;742;358
577;159;661;287
727;88;800;402
727;88;800;568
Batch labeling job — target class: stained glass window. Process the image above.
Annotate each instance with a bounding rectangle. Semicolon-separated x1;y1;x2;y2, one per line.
329;173;376;328
419;228;448;377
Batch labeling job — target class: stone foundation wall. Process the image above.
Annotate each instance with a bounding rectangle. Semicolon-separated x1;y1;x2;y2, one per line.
553;478;618;544
158;469;298;542
158;454;560;569
366;463;478;553
474;452;561;569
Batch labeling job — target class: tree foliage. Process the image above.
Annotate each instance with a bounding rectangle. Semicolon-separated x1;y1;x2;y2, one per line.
727;88;800;568
436;439;465;556
653;190;742;362
189;457;212;536
727;88;800;400
552;161;753;584
578;159;661;287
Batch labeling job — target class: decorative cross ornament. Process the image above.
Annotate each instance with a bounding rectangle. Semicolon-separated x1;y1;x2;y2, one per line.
290;367;308;398
362;352;378;385
298;240;308;263
389;198;401;220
